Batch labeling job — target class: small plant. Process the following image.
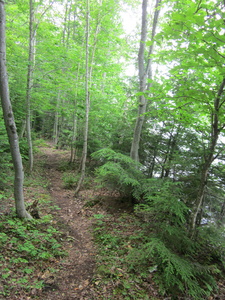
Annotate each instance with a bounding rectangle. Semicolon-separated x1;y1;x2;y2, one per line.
62;172;92;189
33;138;50;148
62;172;78;189
0;133;13;190
19;138;29;160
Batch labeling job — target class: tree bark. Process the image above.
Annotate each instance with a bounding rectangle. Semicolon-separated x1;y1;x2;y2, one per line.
26;0;37;173
74;1;102;194
0;0;32;219
53;91;60;145
74;0;90;196
130;0;161;162
70;111;77;163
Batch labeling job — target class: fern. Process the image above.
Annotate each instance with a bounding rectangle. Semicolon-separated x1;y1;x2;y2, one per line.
131;179;218;298
92;149;220;299
92;148;143;197
150;238;216;299
134;179;189;226
127;237;216;299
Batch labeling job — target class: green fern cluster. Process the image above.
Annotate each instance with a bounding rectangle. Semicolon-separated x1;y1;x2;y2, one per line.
92;148;143;197
129;237;217;299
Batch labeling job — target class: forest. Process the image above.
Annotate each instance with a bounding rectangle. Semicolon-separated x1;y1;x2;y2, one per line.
0;0;225;299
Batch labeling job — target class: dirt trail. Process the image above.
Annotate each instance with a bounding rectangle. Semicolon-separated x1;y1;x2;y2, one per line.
36;144;225;300
39;145;97;300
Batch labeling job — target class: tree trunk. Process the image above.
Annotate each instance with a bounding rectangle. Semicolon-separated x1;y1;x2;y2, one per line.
53;91;60;145
70;60;82;163
0;0;32;219
161;128;179;178
188;78;225;238
130;0;161;162
74;1;102;194
26;0;37;173
74;0;90;196
70;109;77;163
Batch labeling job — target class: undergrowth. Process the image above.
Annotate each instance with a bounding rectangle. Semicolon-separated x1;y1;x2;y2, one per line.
92;210;223;300
0;142;67;298
0;214;66;298
91;148;143;198
92;213;157;300
91;149;225;299
62;171;92;189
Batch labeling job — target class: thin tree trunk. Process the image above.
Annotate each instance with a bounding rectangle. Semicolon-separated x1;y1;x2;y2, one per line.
19;119;26;139
66;1;72;47
188;78;225;238
26;0;36;173
53;91;60;145
0;0;32;219
161;128;179;178
148;149;157;178
70;112;77;163
62;0;69;44
130;0;161;162
70;59;83;162
74;2;102;194
74;0;90;196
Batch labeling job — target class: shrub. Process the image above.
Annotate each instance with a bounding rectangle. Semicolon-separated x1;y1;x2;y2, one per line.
129;179;218;299
91;148;144;198
127;237;217;299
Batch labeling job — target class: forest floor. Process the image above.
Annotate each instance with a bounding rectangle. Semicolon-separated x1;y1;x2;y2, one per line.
32;142;163;300
29;142;165;300
1;142;225;299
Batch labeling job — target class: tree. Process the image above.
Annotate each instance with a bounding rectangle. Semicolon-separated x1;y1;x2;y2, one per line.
26;0;37;173
154;0;225;235
74;0;90;195
189;78;225;237
130;0;161;162
0;0;31;219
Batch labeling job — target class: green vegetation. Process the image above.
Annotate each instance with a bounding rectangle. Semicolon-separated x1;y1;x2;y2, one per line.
62;171;92;189
92;205;224;299
91;149;225;299
0;213;66;298
0;145;66;298
92;213;152;299
92;148;143;198
1;0;225;298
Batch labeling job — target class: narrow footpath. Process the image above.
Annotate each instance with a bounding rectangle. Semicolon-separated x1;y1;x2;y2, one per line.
38;144;97;300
